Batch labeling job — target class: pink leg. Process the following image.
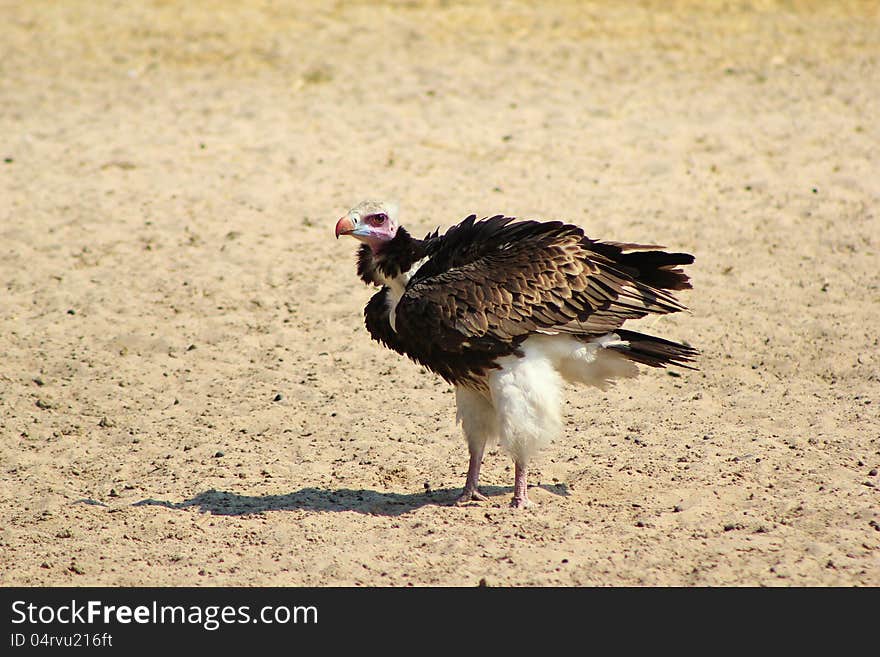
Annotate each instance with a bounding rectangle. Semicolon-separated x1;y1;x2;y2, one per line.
455;442;489;505
511;461;533;508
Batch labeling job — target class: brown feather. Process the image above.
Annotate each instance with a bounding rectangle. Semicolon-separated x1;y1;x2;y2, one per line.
395;218;692;350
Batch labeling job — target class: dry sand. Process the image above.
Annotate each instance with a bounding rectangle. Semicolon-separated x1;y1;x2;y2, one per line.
1;1;878;586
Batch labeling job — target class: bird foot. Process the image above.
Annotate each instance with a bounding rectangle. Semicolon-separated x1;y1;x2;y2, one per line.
455;488;489;506
510;495;534;509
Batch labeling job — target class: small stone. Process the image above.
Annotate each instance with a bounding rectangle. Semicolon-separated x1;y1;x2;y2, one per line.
66;309;75;315
673;505;683;513
98;416;115;428
109;488;119;497
214;451;225;458
869;469;878;477
273;393;283;402
35;399;53;410
477;578;488;587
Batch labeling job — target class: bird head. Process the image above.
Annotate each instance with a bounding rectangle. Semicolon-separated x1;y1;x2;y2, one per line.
335;200;400;250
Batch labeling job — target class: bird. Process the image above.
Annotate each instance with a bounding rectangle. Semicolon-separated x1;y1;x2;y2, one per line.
335;200;697;508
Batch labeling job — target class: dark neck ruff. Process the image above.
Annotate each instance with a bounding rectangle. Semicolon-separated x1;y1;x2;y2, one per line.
357;228;426;285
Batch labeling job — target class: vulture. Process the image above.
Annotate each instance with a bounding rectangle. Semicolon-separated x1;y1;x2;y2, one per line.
335;200;697;508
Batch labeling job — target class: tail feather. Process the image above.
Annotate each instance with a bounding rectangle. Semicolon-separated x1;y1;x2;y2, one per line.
606;329;699;370
623;251;694;291
591;241;695;291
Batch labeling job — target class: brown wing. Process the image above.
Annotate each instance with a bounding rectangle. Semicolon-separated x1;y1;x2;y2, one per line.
364;287;408;355
393;216;693;353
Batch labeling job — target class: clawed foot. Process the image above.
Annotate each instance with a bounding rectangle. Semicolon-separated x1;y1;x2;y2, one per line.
455;488;489;506
510;494;534;509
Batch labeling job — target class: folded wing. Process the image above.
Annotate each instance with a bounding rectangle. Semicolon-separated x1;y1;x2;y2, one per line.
393;215;693;353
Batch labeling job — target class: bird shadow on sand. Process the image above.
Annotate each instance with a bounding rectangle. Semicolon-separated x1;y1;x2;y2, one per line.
133;483;569;517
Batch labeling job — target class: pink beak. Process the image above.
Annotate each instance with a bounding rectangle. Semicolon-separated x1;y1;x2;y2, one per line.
335;215;355;239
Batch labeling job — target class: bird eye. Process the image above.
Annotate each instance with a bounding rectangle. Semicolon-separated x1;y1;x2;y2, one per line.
368;213;388;226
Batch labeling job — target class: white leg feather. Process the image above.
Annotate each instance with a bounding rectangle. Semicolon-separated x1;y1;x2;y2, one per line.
485;333;640;507
455;386;498;451
489;342;563;467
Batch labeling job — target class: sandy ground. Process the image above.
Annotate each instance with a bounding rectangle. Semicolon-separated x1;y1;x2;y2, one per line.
1;1;878;587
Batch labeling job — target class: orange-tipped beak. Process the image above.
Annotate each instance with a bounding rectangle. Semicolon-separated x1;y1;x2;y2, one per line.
335;215;355;239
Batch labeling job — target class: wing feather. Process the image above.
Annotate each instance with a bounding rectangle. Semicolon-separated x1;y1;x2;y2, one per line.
392;217;692;353
364;288;407;355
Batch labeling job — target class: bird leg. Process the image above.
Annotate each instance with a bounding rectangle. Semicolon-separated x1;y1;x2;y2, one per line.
455;441;488;505
510;461;533;508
